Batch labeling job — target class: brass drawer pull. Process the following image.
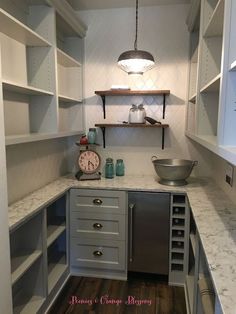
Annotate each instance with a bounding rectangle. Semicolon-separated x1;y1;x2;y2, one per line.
93;198;103;205
93;223;103;230
93;250;103;257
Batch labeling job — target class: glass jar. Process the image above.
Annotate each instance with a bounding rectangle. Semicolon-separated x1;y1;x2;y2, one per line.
116;159;125;176
87;128;96;144
105;158;114;179
129;104;138;123
138;104;146;123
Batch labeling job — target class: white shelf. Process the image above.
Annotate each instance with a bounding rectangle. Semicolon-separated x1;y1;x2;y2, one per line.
2;80;54;96
186;132;236;166
204;0;224;37
47;224;66;247
189;93;196;103
230;60;236;71
11;250;42;285
200;74;221;93
59;94;82;103
14;295;45;314
48;254;67;293
0;8;51;47
5;131;83;146
57;48;82;68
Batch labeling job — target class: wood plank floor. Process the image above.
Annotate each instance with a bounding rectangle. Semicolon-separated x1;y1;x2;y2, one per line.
48;274;187;314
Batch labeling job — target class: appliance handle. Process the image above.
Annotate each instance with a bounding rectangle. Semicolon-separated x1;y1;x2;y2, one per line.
129;203;135;262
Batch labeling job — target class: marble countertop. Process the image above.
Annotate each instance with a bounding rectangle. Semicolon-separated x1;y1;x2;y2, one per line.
8;174;236;314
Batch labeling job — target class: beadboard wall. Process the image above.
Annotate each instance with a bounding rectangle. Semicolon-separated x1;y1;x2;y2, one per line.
77;4;214;177
6;137;78;204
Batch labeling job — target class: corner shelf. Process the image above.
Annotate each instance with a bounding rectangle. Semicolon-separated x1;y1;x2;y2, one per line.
95;123;169;149
204;0;224;38
5;131;84;146
230;60;236;71
189;93;196;103
2;80;54;96
0;8;51;47
11;250;42;285
95;90;170;119
200;74;221;93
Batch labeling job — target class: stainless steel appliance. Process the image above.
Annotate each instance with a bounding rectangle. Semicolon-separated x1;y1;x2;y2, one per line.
128;192;170;275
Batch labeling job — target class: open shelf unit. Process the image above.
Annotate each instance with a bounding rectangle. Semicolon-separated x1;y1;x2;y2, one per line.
0;1;85;145
185;0;236;164
10;192;69;312
203;0;224;37
95;123;169;149
46;194;68;293
95;90;170;119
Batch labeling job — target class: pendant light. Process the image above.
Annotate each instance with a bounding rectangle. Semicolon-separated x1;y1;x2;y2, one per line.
117;0;155;75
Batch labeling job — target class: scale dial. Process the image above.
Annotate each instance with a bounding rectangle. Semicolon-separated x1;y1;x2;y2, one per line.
78;150;101;174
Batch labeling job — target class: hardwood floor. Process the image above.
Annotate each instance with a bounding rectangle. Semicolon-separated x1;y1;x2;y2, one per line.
48;274;187;314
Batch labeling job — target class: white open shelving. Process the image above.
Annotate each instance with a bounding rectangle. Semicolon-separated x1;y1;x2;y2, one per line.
0;8;51;47
11;250;42;285
5;131;83;146
2;80;54;96
204;0;224;38
47;225;66;248
230;60;236;71
0;2;84;146
185;0;236;165
200;73;221;93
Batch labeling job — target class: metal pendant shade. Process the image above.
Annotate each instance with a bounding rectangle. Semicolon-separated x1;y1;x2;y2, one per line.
117;0;155;75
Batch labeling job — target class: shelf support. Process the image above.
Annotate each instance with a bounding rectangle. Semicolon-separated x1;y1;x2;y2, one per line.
163;94;166;119
162;128;165;150
101;96;106;119
101;127;106;148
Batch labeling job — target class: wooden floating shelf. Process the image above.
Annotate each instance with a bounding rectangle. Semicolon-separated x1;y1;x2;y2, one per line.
95;90;170;96
95;123;169;128
95;123;169;149
95;89;170;119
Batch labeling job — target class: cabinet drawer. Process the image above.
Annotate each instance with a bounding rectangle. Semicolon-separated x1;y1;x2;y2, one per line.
70;189;126;214
70;238;126;271
70;212;126;240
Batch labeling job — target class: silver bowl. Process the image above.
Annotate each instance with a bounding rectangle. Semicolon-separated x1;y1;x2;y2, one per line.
151;156;198;186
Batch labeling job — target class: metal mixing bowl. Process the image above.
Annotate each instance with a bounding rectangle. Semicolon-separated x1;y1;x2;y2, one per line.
151;156;198;186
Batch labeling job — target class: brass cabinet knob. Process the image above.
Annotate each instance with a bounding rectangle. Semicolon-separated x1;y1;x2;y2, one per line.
93;250;103;257
93;198;103;205
93;223;103;230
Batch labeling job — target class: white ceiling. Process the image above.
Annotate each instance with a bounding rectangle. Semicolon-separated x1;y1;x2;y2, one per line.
67;0;190;11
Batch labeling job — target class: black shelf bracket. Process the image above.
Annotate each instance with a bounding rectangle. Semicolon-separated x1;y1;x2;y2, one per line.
163;94;166;119
162;127;165;150
101;127;106;148
101;95;106;119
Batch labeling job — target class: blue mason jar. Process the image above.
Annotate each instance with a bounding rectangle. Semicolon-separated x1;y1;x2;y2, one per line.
116;159;125;176
87;128;96;144
105;158;114;178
